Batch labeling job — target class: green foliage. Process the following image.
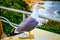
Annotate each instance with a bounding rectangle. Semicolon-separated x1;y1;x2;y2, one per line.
37;20;60;34
0;0;29;34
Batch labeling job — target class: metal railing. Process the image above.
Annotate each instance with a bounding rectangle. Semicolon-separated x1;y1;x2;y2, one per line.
0;6;60;28
0;6;31;28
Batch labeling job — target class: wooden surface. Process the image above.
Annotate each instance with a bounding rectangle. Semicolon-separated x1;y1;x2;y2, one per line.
0;19;3;39
1;28;60;40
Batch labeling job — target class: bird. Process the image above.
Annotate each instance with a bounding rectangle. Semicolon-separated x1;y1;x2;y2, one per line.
9;3;48;38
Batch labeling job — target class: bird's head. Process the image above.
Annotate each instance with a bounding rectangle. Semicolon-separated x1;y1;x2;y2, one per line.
32;3;40;11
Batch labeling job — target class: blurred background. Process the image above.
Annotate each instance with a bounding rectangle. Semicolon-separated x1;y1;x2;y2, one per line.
0;0;60;35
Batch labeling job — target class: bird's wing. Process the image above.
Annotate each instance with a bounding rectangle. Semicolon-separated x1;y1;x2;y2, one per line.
16;17;38;32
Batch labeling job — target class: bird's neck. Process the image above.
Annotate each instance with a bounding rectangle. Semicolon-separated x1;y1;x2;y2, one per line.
30;9;39;21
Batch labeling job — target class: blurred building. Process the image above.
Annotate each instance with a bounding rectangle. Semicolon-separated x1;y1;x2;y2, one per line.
23;0;45;8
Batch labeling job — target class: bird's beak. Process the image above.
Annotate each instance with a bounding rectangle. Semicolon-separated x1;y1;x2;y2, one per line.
38;3;45;9
39;5;45;9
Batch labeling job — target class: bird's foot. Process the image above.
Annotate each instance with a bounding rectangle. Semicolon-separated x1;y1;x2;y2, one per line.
18;33;28;38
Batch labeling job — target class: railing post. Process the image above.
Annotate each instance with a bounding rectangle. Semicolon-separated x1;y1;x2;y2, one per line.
23;14;25;20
